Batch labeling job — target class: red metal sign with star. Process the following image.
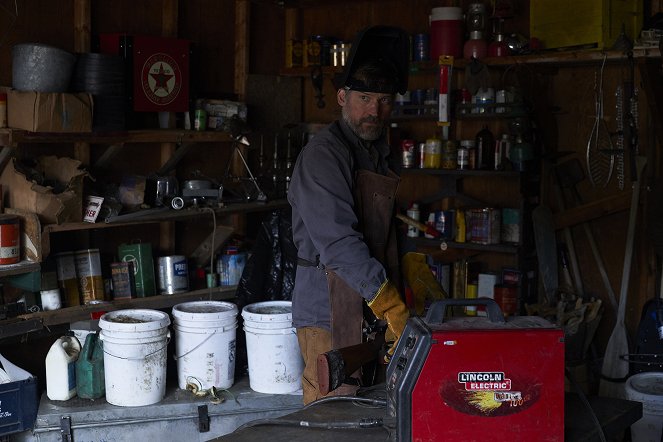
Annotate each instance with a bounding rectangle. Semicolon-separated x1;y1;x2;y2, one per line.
133;35;189;112
103;35;191;112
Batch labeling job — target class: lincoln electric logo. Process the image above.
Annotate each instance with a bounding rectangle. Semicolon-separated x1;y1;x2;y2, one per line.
142;52;182;105
458;372;512;391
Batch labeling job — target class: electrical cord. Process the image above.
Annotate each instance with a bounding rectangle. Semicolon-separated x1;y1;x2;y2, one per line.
234;395;391;433
565;367;608;442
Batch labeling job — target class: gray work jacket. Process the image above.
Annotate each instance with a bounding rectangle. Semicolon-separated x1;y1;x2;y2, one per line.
287;119;391;330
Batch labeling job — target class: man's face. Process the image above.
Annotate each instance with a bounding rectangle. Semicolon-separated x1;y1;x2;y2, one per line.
338;88;393;141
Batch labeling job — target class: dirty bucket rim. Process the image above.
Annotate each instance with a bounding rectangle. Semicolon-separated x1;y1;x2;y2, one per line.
172;300;238;320
99;309;171;332
241;300;292;321
625;371;663;397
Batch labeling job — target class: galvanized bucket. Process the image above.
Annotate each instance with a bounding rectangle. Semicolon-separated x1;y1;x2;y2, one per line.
12;43;76;92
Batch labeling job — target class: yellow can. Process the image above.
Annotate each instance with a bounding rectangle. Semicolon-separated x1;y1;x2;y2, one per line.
424;137;442;168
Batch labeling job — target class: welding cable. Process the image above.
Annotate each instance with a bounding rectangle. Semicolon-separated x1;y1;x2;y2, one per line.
565;367;607;442
302;395;387;410
234;416;390;432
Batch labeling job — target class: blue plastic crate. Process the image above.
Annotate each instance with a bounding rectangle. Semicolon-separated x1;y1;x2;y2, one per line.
0;377;38;436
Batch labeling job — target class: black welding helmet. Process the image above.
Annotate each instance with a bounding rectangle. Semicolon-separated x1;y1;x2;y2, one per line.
335;25;409;95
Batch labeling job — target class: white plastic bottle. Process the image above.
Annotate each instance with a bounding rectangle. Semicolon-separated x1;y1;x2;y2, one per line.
407;203;420;238
45;336;81;400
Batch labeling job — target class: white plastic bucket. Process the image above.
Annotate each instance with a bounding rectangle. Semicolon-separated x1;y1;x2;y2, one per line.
99;309;171;407
172;301;238;390
242;301;303;394
625;372;663;442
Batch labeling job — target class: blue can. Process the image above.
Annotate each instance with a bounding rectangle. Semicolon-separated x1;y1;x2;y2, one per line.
413;33;429;61
435;210;455;239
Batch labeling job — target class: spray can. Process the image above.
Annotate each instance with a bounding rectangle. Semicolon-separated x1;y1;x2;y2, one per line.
407;203;420;238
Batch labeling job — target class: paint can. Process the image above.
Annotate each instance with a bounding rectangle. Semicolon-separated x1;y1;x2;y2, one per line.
158;255;189;294
56;252;81;306
74;248;105;303
0;214;20;265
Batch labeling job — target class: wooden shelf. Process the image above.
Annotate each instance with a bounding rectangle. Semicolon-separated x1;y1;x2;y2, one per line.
280;47;662;78
0;260;41;278
45;199;289;233
16;286;237;328
413;237;520;254
0;128;232;147
400;168;520;178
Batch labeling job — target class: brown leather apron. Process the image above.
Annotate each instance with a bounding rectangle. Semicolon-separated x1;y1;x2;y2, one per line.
328;168;400;349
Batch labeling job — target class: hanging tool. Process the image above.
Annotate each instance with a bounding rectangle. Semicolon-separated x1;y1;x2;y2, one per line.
615;85;625;190
532;204;559;306
586;54;615;188
599;156;646;399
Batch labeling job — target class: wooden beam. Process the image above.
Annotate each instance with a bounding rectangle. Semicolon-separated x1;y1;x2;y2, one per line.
162;0;179;37
234;0;250;99
553;192;631;229
73;0;91;52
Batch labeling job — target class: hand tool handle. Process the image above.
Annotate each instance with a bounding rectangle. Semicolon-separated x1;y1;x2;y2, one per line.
396;213;441;238
425;298;505;324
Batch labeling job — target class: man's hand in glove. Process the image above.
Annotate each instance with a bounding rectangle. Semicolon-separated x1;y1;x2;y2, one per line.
368;280;410;360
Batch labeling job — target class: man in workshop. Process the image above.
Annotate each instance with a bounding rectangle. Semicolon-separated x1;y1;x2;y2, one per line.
288;26;411;404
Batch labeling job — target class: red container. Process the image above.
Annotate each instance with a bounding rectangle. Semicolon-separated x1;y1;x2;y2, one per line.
0;214;20;265
430;7;463;60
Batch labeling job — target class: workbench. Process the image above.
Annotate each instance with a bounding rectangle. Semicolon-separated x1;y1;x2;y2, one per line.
213;391;643;442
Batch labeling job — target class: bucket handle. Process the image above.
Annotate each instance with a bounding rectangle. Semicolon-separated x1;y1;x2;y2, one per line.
103;336;170;361
173;329;219;361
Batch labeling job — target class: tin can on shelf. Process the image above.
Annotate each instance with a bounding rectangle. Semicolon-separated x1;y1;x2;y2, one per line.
417;142;426;168
74;248;106;303
467;208;501;245
441;140;458;169
0;214;20;265
55;251;81;306
158;255;189;294
401;139;415;169
424;137;442;168
118;242;157;297
494;284;518;316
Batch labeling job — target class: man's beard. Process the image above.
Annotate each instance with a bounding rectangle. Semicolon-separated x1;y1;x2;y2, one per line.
342;109;385;141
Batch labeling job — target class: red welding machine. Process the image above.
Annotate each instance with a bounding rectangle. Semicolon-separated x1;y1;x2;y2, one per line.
386;299;565;441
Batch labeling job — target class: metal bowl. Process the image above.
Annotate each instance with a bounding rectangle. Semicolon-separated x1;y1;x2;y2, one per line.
12;43;76;92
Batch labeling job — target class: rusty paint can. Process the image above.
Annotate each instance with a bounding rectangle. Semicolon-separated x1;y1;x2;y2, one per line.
56;251;81;306
75;248;106;303
0;214;20;265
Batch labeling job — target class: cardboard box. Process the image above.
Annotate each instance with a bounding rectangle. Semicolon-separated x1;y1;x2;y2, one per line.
530;0;643;50
7;89;92;132
0;156;88;225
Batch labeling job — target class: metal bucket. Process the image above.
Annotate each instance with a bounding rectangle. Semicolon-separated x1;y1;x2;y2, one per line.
12;43;76;92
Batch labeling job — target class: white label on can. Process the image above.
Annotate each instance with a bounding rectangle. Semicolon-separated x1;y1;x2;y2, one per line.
0;246;19;258
57;255;77;280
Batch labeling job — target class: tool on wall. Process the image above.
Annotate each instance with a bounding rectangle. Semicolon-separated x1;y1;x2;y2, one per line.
586;54;614;188
599;155;646;399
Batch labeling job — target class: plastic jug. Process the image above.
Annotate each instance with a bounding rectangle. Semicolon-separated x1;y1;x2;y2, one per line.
45;335;81;400
76;332;105;399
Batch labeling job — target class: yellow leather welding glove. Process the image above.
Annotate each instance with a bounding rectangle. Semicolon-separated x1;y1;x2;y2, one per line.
402;252;447;315
368;279;410;358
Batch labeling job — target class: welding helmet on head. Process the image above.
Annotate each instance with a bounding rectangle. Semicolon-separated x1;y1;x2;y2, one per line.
335;25;410;95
